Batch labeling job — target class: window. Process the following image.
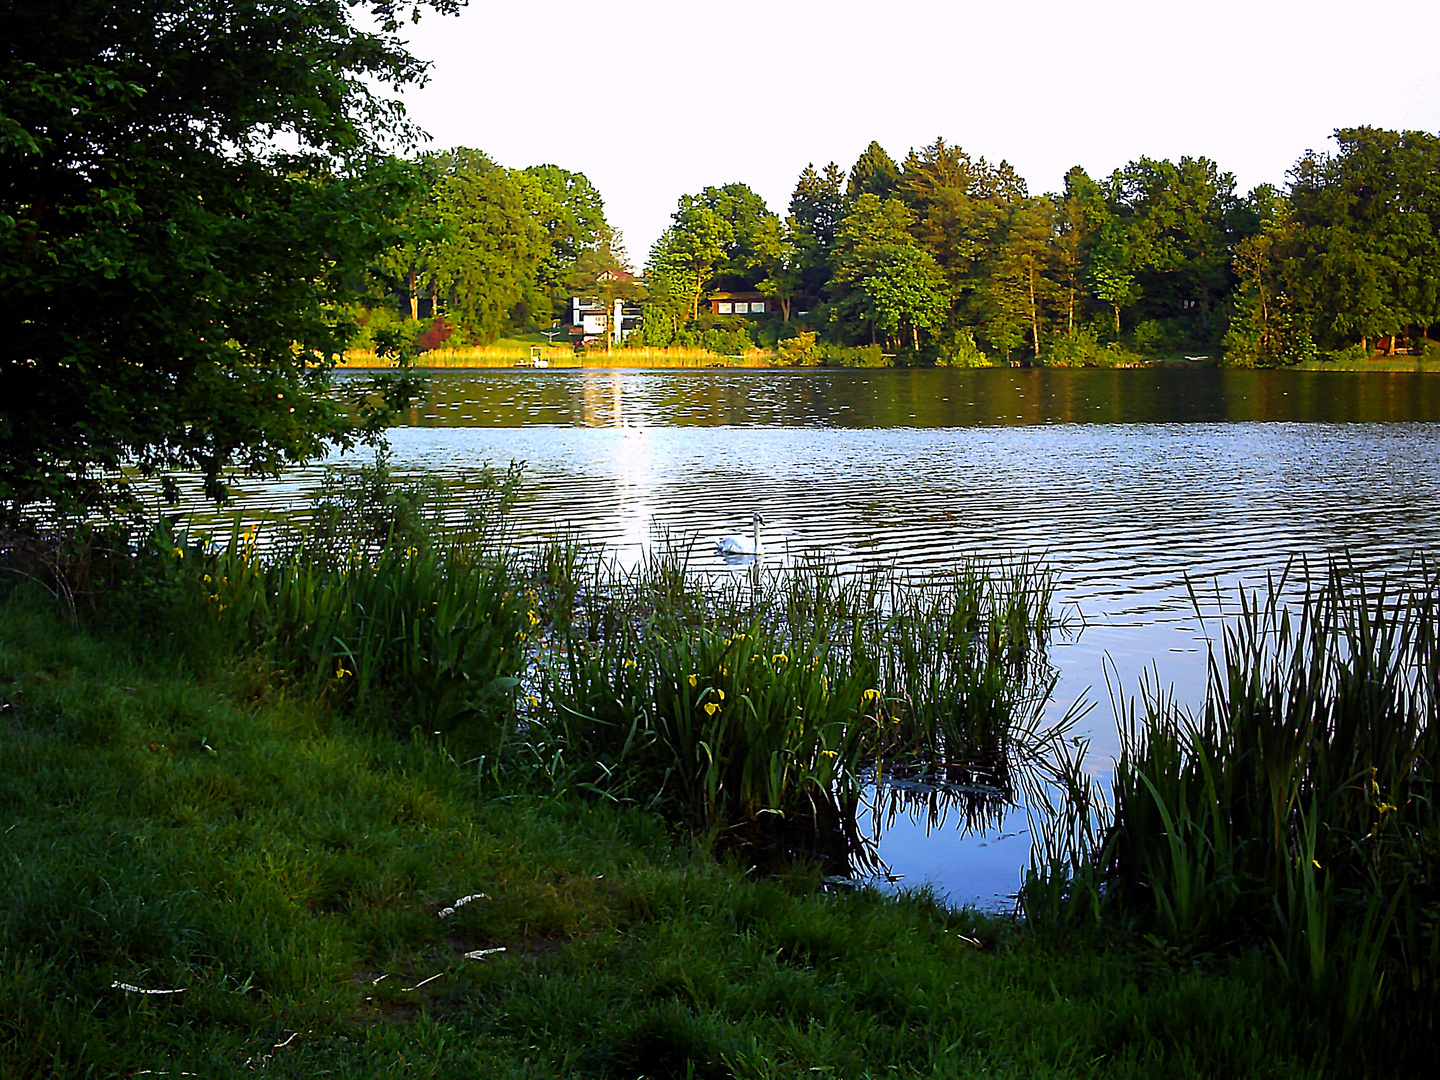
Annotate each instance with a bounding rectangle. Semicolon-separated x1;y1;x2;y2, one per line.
749;301;766;313
717;302;732;314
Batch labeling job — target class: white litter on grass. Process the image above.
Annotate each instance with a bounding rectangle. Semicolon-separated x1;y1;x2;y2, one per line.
400;972;444;992
436;892;488;919
274;1032;298;1049
112;981;186;995
464;947;506;961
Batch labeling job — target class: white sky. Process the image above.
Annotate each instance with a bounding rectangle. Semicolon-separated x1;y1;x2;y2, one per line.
393;0;1440;265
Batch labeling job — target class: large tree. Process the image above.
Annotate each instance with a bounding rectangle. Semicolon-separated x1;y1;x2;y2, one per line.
519;163;609;320
426;148;548;341
977;198;1058;363
787;162;846;298
652;198;733;322
1285;127;1440;352
1104;156;1240;332
0;0;460;515
846;141;901;204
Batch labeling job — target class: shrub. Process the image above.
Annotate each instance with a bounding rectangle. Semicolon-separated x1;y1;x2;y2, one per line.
934;327;991;367
416;316;455;352
775;331;821;366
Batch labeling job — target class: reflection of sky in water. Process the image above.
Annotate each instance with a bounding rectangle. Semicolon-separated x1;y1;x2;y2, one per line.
186;371;1440;909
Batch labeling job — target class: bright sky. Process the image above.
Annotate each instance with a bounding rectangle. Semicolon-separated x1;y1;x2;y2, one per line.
393;0;1440;266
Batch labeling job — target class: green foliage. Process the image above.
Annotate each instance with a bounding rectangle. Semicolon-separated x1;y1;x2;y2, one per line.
0;0;458;515
828;193;949;349
788;162;846;297
775;331;822;366
519;163;608;310
935;326;993;367
1277;127;1440;352
860;246;949;351
814;342;889;367
1043;329;1142;367
846;140;901;203
420;149;550;341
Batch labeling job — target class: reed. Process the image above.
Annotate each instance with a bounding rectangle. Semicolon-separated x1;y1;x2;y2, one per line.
1024;558;1440;1045
114;455;1062;873
340;346;780;369
524;545;1061;869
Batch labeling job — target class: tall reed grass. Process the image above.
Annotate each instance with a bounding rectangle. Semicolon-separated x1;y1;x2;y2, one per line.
1024;559;1440;1047
339;346;777;369
522;546;1061;869
116;457;1062;873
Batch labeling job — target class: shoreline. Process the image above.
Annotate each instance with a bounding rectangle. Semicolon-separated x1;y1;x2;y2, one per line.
338;347;1440;374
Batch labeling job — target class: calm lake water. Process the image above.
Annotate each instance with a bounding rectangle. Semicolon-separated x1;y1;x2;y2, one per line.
228;366;1440;907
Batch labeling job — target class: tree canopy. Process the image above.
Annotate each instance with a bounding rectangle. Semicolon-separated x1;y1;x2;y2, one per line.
1;0;463;515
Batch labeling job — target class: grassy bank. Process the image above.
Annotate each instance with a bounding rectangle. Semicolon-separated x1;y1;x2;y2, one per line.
0;584;1334;1078
1295;354;1440;372
4;468;1430;1075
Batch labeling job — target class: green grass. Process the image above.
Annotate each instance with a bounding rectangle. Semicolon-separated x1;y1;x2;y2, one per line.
1294;354;1440;372
0;584;1347;1078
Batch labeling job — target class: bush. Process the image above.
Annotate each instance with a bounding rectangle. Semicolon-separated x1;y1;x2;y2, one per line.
815;342;888;368
775;331;822;366
934;327;992;367
1044;330;1144;368
416;316;455;352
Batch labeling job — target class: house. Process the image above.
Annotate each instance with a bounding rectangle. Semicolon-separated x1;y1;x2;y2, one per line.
569;289;643;343
709;291;776;316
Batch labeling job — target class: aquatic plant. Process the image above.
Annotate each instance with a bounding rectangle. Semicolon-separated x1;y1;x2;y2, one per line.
526;545;1062;869
1024;558;1440;1044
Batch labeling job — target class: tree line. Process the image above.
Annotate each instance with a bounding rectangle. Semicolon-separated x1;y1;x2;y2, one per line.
373;127;1440;368
639;129;1440;366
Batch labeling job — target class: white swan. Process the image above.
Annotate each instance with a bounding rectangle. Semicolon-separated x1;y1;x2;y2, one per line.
715;512;765;557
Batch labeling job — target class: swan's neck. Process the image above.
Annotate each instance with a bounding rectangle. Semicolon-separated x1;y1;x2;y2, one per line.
753;519;761;553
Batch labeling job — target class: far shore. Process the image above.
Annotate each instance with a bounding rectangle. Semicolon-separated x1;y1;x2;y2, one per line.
337;348;1440;373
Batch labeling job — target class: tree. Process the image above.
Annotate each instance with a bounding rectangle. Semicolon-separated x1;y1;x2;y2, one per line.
1285;128;1440;352
753;217;804;322
659;197;731;321
1086;224;1139;338
977;198;1057;362
426;149;547;341
788;162;845;298
861;246;949;352
1222;207;1315;367
696;183;775;286
518;164;608;321
0;0;461;515
846;141;901;203
895;138;1019;334
1105;156;1239;333
828;194;942;345
1052;166;1111;337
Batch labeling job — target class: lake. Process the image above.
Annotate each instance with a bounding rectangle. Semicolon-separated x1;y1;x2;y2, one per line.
227;366;1440;907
